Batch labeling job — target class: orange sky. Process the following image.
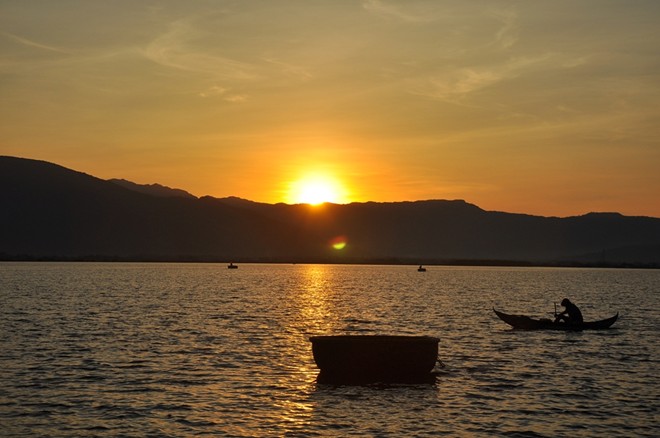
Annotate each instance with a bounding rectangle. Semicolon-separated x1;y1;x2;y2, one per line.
1;1;659;217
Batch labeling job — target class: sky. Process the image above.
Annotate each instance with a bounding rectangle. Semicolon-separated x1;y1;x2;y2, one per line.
1;0;659;217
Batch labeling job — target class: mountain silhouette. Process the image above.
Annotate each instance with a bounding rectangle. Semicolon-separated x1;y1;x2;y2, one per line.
108;179;197;199
2;156;659;266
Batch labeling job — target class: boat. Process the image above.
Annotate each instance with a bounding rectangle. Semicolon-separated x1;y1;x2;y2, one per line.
309;335;440;383
227;263;238;269
493;308;618;330
417;265;426;272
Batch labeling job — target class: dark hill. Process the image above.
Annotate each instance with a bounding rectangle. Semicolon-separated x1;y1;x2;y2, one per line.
0;156;315;260
108;179;197;199
2;156;660;266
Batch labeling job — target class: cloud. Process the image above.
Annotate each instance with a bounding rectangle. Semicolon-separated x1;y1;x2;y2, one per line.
489;7;518;50
411;54;556;103
361;0;436;23
262;58;313;81
223;94;247;103
198;85;247;103
1;31;72;54
142;19;257;81
198;85;227;98
142;16;315;95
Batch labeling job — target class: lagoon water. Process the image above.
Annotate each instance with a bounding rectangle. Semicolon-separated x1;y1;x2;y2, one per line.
0;262;658;437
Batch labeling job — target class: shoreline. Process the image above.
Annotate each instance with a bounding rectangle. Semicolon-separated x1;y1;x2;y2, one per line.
1;255;658;269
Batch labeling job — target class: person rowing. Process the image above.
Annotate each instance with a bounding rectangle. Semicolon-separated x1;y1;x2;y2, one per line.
554;298;584;325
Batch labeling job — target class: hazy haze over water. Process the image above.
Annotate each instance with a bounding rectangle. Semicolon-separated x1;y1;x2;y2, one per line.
1;263;657;436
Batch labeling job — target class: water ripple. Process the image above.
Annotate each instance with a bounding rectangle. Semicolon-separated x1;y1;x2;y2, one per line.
0;263;658;436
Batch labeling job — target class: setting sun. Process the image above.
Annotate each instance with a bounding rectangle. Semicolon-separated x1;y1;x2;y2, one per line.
287;174;348;205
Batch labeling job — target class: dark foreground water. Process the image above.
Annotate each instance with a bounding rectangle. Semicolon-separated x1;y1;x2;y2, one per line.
0;263;658;437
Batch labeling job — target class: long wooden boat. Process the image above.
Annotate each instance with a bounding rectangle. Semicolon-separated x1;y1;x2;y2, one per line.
309;335;439;383
494;308;618;331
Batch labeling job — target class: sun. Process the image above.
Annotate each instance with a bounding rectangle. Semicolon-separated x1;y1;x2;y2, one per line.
288;174;348;205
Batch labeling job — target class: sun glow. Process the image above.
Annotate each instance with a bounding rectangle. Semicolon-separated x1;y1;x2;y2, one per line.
288;174;348;205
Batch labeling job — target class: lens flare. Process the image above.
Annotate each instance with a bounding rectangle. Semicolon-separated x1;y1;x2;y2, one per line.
330;235;347;250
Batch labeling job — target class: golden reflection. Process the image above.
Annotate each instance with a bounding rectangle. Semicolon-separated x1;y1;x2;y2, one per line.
269;264;340;432
295;264;340;336
292;264;341;390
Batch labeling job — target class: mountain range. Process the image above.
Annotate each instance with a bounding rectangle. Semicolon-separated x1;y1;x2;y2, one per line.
2;156;659;267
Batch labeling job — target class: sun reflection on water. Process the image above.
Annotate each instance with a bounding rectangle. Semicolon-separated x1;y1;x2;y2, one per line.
295;264;341;336
268;264;344;433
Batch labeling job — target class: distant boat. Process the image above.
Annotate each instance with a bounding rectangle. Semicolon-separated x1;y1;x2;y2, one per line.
493;308;618;330
309;335;439;383
227;263;238;269
417;265;426;272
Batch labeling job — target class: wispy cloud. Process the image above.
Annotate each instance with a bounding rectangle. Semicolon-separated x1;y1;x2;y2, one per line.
489;7;518;50
262;58;313;81
1;31;72;54
198;85;247;102
142;19;257;81
411;54;556;104
198;85;227;98
361;0;436;23
142;17;317;98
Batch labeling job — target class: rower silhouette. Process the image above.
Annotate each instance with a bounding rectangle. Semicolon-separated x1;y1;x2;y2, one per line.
554;298;583;324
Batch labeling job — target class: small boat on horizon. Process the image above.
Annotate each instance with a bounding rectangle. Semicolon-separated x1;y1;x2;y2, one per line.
417;265;426;272
227;262;238;269
309;335;440;384
493;308;618;330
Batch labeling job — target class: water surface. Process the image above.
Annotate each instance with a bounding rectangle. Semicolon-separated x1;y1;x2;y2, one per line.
1;263;657;436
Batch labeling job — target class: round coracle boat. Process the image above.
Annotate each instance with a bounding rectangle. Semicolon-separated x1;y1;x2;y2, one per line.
309;335;440;383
